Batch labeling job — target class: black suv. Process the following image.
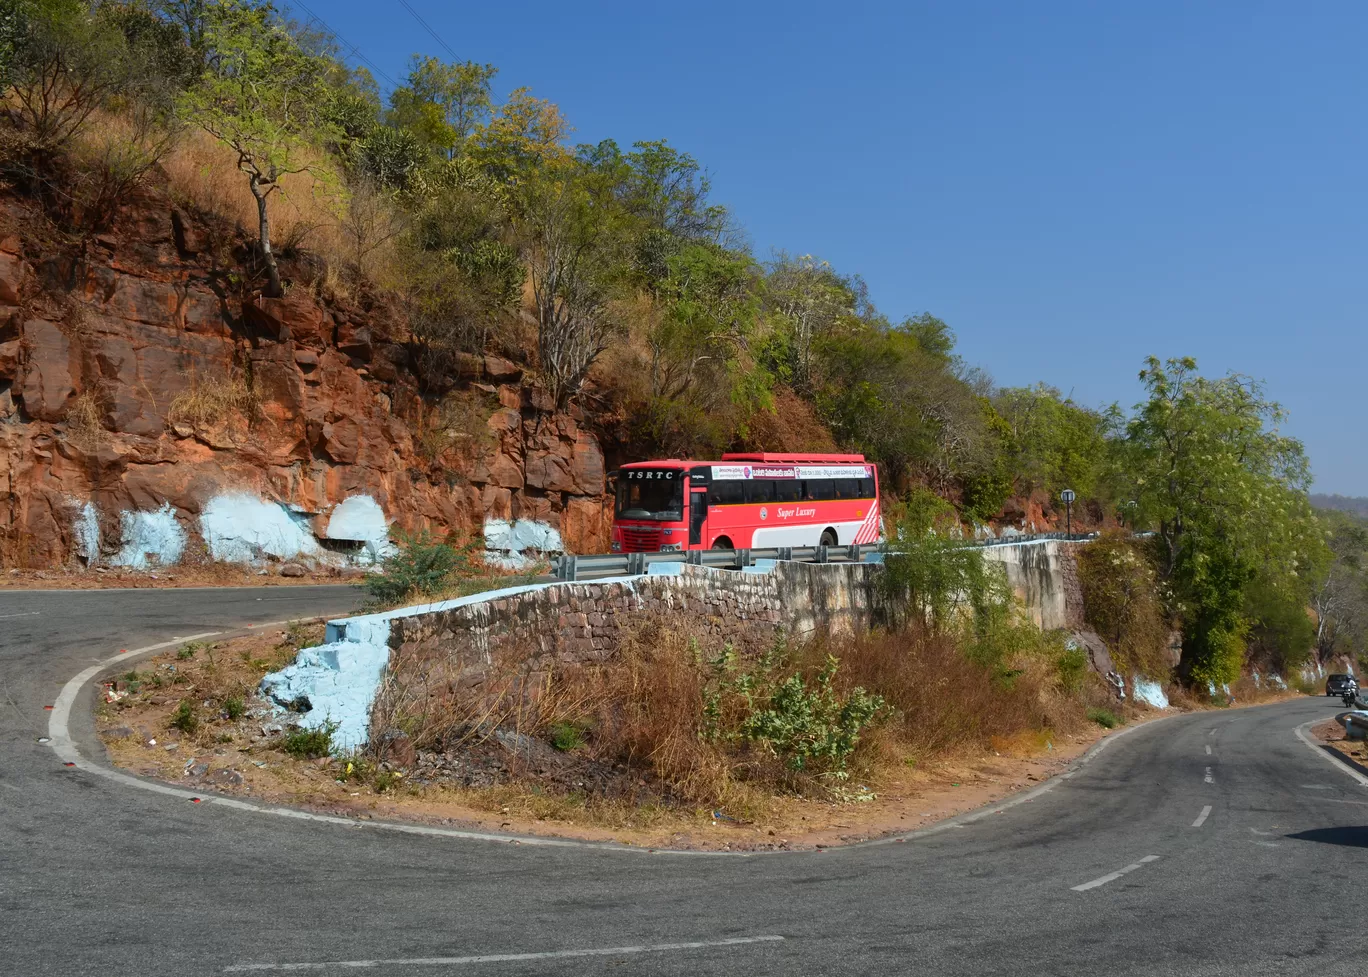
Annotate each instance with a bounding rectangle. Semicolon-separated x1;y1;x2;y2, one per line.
1327;674;1358;697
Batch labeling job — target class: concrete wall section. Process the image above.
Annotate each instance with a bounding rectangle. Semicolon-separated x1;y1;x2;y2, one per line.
981;540;1085;631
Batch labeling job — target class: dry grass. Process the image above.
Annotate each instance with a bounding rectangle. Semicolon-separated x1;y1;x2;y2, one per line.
162;128;349;277
822;626;1089;768
414;390;497;463
63;390;108;449
371;617;1095;817
166;368;261;429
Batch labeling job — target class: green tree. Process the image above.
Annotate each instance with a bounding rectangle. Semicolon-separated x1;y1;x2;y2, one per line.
470;86;570;182
1311;510;1368;664
388;55;495;160
994;383;1109;499
634;243;766;454
880;488;1009;627
813;316;989;492
1115;356;1326;685
184;0;340;296
3;0;149;153
762;253;855;396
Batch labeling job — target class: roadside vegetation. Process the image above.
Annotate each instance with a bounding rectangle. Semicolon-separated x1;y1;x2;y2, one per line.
363;530;545;609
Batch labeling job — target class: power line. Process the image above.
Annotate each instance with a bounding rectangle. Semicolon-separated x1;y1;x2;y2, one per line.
289;0;403;91
395;0;461;63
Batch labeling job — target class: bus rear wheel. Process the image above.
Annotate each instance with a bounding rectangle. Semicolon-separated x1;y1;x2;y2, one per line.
819;529;838;547
712;536;734;551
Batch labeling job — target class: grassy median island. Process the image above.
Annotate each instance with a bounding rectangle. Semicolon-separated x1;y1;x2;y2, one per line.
95;608;1141;850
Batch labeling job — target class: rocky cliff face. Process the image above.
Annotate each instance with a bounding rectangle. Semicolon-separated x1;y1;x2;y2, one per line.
0;188;609;569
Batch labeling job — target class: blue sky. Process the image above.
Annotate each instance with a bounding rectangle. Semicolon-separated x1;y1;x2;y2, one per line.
303;1;1368;494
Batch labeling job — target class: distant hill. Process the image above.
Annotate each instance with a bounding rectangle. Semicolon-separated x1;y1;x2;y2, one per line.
1311;494;1368;518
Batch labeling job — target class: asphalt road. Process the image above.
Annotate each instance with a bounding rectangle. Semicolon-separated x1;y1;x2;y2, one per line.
2;586;1366;977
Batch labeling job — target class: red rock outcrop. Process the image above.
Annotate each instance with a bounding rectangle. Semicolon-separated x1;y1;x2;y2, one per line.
0;188;611;568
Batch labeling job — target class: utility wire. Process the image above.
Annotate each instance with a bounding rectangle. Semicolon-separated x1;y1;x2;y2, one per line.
289;0;403;91
395;0;462;63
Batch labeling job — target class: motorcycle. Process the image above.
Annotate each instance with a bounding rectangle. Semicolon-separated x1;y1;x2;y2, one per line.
1343;686;1361;708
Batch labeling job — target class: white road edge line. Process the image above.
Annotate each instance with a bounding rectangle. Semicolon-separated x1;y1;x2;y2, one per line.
222;936;786;973
1293;721;1368;788
1071;855;1160;892
1192;805;1212;828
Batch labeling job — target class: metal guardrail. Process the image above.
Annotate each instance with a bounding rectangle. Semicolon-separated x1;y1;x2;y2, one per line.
552;533;1100;582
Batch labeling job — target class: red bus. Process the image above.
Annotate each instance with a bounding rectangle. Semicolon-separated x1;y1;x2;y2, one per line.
610;452;881;553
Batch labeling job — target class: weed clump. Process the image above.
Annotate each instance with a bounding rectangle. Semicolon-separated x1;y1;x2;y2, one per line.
170;700;199;735
366;530;471;604
548;721;588;752
282;723;336;759
1087;707;1120;729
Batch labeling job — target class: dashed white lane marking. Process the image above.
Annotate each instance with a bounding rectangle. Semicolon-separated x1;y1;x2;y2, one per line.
0;611;40;620
1205;745;1212;755
1192;805;1212;828
223;936;787;972
1294;721;1368;788
1071;855;1160;892
1204;767;1214;784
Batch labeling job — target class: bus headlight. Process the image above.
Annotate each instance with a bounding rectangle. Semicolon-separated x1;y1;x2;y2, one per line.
659;543;683;552
610;541;622;552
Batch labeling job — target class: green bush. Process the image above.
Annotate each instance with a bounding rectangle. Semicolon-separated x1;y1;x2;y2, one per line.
1087;707;1120;729
1056;643;1089;694
549;721;588;752
222;696;245;721
170;700;198;734
881;489;1011;629
703;647;886;777
366;530;469;604
282;722;337;759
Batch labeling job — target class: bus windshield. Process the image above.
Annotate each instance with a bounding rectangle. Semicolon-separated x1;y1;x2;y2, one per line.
615;469;683;521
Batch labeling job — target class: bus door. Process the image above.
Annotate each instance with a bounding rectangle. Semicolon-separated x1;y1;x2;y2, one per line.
687;469;710;547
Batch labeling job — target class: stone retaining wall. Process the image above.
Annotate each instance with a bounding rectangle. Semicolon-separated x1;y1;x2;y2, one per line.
387;561;887;684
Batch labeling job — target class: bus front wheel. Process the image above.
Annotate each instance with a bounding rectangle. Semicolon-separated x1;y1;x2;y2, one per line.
712;536;734;551
820;529;838;547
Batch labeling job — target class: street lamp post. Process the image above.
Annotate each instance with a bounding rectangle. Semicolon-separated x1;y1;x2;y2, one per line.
1061;488;1076;538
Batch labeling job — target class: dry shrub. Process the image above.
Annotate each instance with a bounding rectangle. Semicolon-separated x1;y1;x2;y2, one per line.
1075;531;1173;680
559;621;737;804
63;390;108;449
742;387;838;452
816;625;1085;764
414;390;496;463
166;369;260;429
66;108;176;232
371;614;1093;811
369;637;554;757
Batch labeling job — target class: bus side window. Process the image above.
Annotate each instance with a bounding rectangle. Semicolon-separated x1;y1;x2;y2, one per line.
805;479;834;501
858;476;874;498
774;479;801;502
834;479;857;500
709;481;744;506
746;480;776;504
